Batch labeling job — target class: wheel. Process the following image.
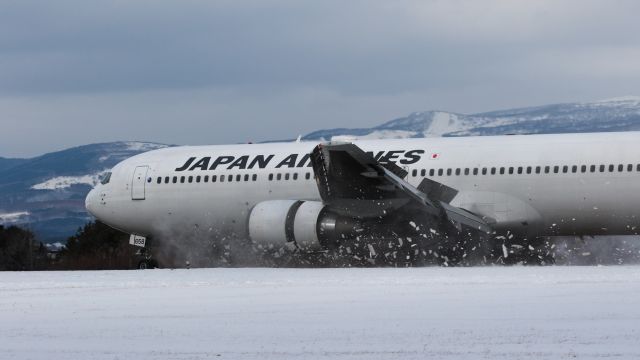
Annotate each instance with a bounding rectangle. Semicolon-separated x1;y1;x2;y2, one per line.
137;259;158;269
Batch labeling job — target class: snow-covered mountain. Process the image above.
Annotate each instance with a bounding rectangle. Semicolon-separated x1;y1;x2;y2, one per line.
0;142;169;242
303;97;640;140
2;97;640;242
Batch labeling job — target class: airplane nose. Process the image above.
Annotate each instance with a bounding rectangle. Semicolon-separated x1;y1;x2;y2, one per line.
85;188;98;217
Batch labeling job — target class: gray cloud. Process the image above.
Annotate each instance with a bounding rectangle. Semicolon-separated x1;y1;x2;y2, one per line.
1;0;640;157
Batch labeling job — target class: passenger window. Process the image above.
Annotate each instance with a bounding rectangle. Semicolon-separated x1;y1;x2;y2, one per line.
196;176;201;183
212;175;217;182
562;166;568;173
412;169;417;177
277;174;282;180
508;167;514;174
628;164;633;172
236;175;241;181
180;176;185;183
204;175;209;183
490;167;496;175
553;166;559;174
526;166;532;174
188;176;193;183
165;176;170;184
590;165;596;172
464;168;469;175
473;168;478;175
305;172;311;180
269;174;273;181
228;175;233;182
173;176;178;183
618;164;624;172
580;165;586;173
156;177;161;184
447;169;452;176
220;175;225;182
517;167;523;174
456;168;461;176
544;166;550;174
609;164;614;172
600;165;605;172
535;166;541;174
499;167;505;175
253;174;257;181
481;168;487;175
421;169;426;176
285;173;290;180
429;169;435;176
438;169;443;176
293;173;298;180
244;174;249;181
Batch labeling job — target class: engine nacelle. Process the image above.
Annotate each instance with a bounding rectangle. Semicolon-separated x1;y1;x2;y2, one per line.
248;200;327;251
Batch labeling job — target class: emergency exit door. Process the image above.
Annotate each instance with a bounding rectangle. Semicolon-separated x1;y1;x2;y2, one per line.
131;166;149;200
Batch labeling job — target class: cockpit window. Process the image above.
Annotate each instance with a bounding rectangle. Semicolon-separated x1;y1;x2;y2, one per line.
100;172;112;185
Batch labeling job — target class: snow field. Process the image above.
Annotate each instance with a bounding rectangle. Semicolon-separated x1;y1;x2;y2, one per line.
0;266;639;359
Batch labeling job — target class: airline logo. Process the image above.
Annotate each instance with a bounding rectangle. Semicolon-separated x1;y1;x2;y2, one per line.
175;150;425;171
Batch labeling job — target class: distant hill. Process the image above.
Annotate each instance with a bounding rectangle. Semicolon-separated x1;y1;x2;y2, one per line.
2;97;640;242
303;96;640;140
0;157;27;172
0;142;169;242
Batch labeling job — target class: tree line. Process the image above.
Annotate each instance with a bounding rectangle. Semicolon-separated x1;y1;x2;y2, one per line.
0;221;137;271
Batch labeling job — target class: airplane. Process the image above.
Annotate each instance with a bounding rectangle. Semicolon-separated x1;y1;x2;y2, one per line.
85;131;640;267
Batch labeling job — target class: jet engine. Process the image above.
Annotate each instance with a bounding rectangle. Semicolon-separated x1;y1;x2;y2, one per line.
249;200;372;252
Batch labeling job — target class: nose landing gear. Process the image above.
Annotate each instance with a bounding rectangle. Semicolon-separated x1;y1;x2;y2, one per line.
135;248;159;269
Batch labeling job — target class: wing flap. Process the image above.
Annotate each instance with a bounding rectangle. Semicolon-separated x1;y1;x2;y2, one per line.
311;142;492;233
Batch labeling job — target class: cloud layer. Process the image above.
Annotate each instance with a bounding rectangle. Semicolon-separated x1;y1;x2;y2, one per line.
1;0;639;157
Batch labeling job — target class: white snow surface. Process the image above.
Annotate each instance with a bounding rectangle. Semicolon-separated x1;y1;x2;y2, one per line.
0;211;29;223
124;141;168;152
31;171;109;190
1;266;639;360
595;95;640;104
44;242;65;251
422;112;465;137
332;130;415;142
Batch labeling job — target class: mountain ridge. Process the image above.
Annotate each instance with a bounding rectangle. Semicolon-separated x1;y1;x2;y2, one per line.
303;97;640;141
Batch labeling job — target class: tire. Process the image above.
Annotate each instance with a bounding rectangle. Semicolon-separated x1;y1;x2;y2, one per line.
137;259;158;269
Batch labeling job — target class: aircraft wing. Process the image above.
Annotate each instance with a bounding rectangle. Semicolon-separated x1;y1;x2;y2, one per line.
310;142;492;234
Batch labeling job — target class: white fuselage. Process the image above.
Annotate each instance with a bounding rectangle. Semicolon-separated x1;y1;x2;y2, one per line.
86;132;640;242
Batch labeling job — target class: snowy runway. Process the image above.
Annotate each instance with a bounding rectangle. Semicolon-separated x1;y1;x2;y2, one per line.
1;267;639;359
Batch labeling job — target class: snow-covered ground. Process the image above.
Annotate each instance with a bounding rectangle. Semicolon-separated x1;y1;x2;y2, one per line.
30;171;110;190
1;266;639;360
0;211;30;223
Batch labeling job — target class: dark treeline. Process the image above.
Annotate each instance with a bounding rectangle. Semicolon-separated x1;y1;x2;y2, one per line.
4;222;640;271
0;225;43;270
62;221;137;269
0;221;137;271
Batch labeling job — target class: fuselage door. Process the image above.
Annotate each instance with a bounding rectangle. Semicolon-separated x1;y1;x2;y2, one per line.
131;165;149;200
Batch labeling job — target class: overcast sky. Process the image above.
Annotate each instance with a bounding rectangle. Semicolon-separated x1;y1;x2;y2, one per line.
1;0;639;157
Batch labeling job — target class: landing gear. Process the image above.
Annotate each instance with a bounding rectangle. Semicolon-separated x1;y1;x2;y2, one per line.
137;259;158;269
135;248;159;269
